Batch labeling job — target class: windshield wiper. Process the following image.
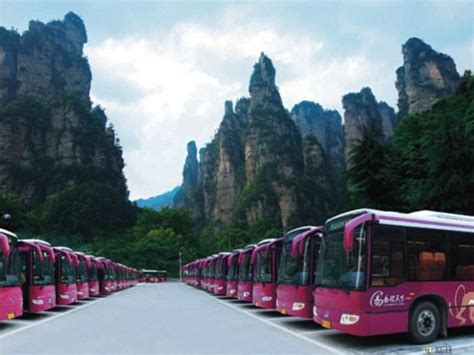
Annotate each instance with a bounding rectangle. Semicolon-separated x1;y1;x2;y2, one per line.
336;279;350;295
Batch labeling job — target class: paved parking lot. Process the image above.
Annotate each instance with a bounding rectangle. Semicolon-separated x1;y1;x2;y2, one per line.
1;283;473;354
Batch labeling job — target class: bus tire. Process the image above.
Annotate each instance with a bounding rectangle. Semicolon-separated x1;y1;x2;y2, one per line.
409;301;441;344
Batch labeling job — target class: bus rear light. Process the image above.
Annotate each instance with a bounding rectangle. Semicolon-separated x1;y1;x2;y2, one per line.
262;296;272;302
340;314;360;325
32;299;44;305
292;302;305;311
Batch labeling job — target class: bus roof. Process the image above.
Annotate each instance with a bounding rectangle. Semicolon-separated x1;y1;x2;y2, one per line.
54;246;74;252
257;238;275;246
285;226;317;235
327;208;474;233
22;238;52;247
0;228;17;238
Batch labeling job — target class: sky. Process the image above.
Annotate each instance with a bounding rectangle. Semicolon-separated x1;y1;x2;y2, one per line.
1;0;473;200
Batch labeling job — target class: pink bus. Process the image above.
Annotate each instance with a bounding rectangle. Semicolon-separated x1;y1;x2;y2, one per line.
53;247;78;305
87;256;100;296
276;226;322;318
199;259;207;289
206;255;218;292
110;262;118;291
313;209;474;344
18;239;56;313
97;257;112;294
214;252;231;295
0;229;23;321
226;249;242;298
237;244;257;302
252;238;283;309
75;252;90;299
157;270;167;282
201;257;212;290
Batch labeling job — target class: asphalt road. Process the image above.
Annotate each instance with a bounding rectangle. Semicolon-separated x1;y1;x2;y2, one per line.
1;283;473;354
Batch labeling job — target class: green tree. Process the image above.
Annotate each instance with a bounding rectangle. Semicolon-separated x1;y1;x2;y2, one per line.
41;182;137;238
348;125;395;209
392;72;474;213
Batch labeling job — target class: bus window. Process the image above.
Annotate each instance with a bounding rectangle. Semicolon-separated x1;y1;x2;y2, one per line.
407;228;448;281
371;226;405;287
449;231;474;281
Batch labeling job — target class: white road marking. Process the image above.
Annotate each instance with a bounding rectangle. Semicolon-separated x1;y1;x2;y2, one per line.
300;329;334;335
0;287;136;340
200;290;345;355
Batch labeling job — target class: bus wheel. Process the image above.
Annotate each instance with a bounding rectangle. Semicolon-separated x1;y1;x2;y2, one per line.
409;301;440;344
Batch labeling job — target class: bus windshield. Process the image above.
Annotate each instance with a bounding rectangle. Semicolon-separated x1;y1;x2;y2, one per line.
215;258;224;279
278;240;311;285
89;262;98;281
226;256;239;281
60;255;76;284
316;218;367;291
208;261;216;278
278;228;313;285
33;250;55;286
77;259;88;282
0;251;21;286
238;253;252;281
254;250;272;283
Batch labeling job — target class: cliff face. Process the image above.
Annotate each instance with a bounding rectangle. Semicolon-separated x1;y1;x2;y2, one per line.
174;141;199;209
177;54;335;231
291;101;345;171
242;54;305;229
396;37;461;118
0;13;127;205
342;87;397;166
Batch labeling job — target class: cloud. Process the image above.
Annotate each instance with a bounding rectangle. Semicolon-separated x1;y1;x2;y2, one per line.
84;15;405;200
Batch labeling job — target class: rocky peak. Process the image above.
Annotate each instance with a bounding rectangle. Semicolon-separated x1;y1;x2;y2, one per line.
0;13;127;206
291;101;345;171
0;12;92;106
184;141;199;188
174;140;200;209
396;37;461;118
342;87;397;166
63;12;88;55
235;97;250;123
249;53;281;105
224;100;234;115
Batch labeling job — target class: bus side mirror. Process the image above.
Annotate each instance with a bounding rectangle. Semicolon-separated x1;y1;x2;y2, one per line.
0;234;11;257
343;213;376;252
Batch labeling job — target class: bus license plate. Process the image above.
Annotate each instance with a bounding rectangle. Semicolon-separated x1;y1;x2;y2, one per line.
321;320;331;329
280;308;287;315
7;312;15;320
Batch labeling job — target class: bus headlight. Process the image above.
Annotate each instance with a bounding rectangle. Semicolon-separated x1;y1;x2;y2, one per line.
313;306;317;316
340;314;360;325
32;299;44;305
292;302;305;311
262;296;272;302
60;294;70;299
243;292;250;297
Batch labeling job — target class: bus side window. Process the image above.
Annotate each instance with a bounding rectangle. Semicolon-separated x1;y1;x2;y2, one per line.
371;226;405;287
407;228;448;281
449;231;474;281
